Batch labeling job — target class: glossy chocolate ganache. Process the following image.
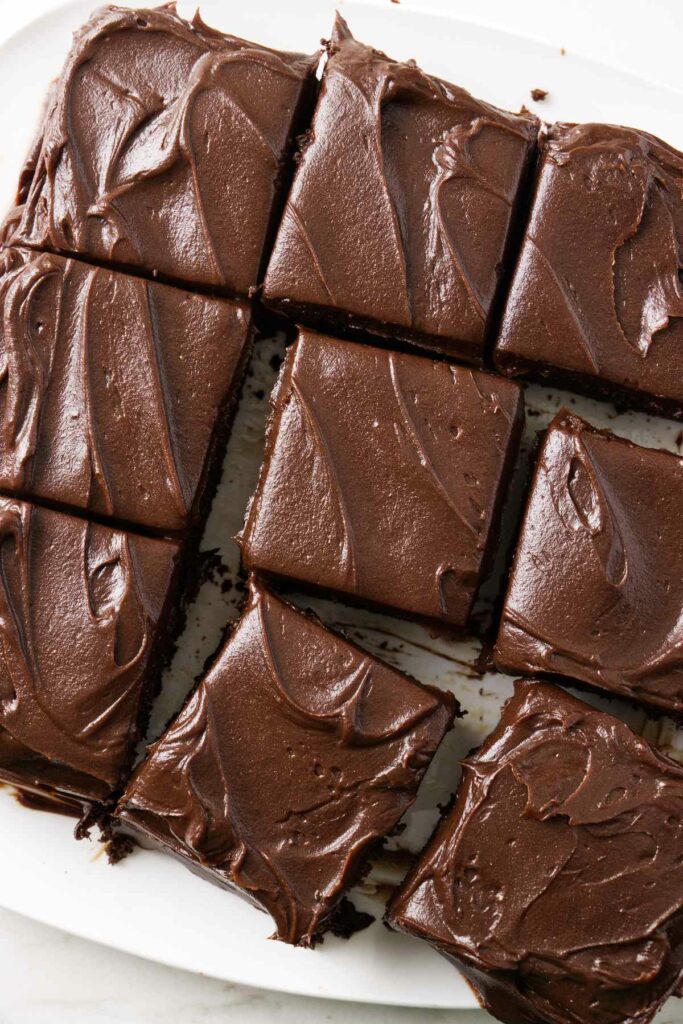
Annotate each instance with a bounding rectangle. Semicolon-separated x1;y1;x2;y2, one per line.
387;679;683;1024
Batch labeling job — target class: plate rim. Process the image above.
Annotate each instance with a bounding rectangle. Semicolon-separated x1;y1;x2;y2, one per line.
0;0;681;1011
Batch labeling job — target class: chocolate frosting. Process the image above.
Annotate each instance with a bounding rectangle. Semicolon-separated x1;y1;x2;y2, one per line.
238;329;524;626
0;246;251;533
10;4;318;292
263;14;538;361
495;410;683;715
495;123;683;415
387;679;683;1024
0;497;179;802
117;578;456;946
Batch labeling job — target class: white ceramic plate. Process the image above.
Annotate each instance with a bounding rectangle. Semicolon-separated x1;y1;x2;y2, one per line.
0;0;682;1012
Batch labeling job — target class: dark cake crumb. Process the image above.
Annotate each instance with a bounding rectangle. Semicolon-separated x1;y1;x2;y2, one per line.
530;87;548;101
106;833;135;864
197;548;231;590
329;898;375;939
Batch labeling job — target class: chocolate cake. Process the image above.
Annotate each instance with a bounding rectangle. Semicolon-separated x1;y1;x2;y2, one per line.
263;15;538;363
387;679;683;1024
0;496;181;810
115;577;457;946
9;4;319;294
495;123;683;418
238;329;524;626
0;246;252;534
495;410;683;716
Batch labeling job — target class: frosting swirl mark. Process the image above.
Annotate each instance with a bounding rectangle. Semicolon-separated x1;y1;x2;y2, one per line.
117;579;456;945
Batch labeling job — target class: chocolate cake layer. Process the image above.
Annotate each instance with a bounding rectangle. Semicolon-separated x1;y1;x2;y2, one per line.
9;4;318;293
116;577;456;946
0;496;181;807
238;329;524;626
495;123;683;418
494;410;683;716
263;14;538;362
387;679;683;1024
0;246;251;534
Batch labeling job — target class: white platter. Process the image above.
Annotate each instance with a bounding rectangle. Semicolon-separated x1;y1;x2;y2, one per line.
0;0;682;1012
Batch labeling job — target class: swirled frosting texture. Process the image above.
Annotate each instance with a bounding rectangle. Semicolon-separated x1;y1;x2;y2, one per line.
495;123;683;415
0;497;179;803
495;411;683;715
9;5;318;292
0;247;250;533
238;329;524;626
387;679;683;1024
263;14;538;362
116;578;456;946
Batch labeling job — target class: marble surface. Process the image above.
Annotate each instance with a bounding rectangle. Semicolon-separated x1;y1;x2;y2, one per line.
2;906;682;1024
0;907;476;1024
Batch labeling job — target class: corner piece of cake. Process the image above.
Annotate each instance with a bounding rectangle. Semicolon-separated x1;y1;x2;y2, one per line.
115;577;457;947
263;14;538;363
238;328;524;627
494;409;683;716
387;678;683;1024
495;122;683;419
9;4;319;294
0;496;181;814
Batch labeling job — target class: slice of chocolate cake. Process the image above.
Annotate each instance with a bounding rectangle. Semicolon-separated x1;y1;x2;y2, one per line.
495;122;683;419
387;679;683;1024
263;15;538;362
238;329;524;627
495;410;683;716
10;5;318;294
116;578;456;946
0;246;251;535
0;496;181;812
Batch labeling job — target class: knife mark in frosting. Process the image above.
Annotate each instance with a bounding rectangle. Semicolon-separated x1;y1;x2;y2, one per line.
389;353;480;539
613;174;683;357
289;371;358;589
283;202;337;305
525;235;602;373
0;253;59;481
